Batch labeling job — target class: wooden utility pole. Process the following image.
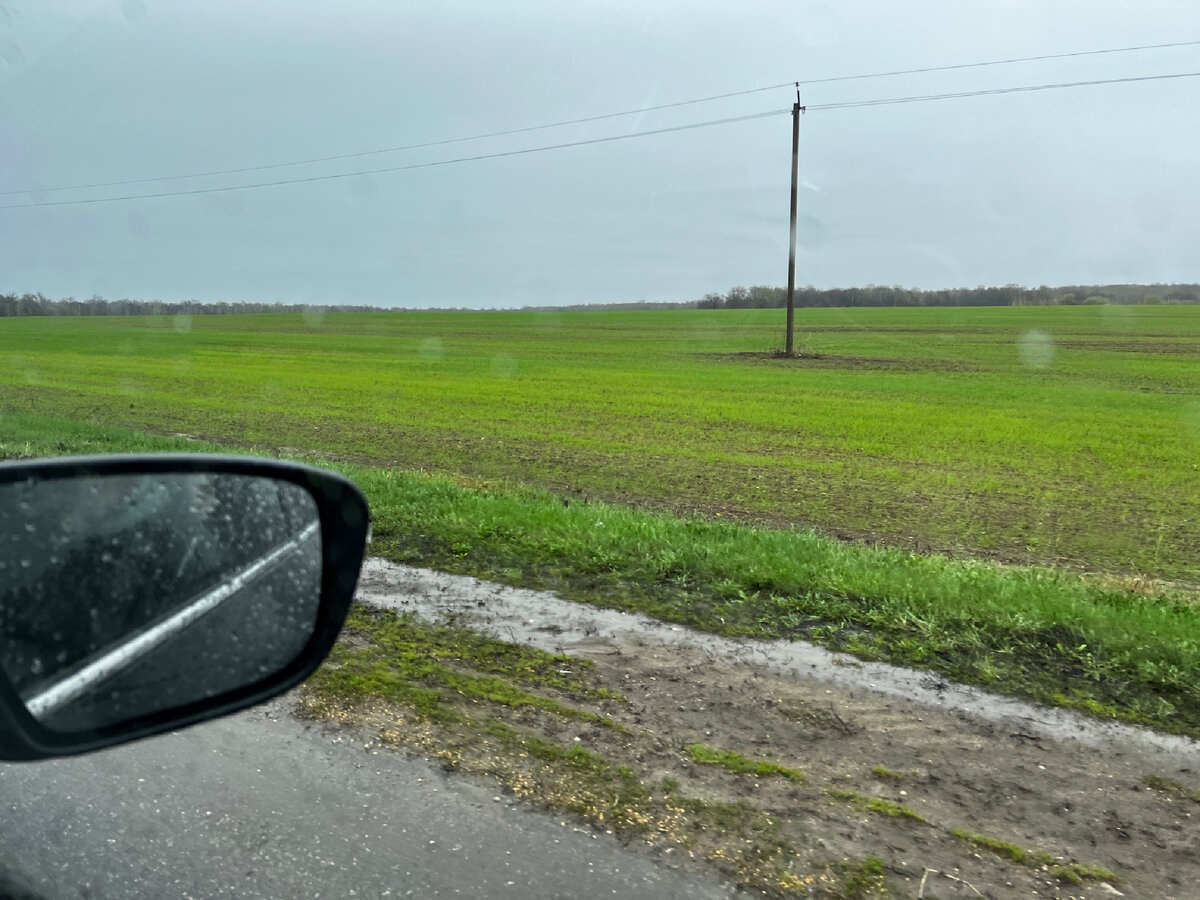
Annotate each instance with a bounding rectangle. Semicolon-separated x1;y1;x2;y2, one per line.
785;86;804;355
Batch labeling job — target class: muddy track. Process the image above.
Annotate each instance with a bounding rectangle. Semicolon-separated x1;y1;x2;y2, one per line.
344;558;1200;898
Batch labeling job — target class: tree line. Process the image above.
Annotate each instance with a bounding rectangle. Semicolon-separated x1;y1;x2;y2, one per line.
2;284;1197;318
0;293;389;318
695;283;1200;309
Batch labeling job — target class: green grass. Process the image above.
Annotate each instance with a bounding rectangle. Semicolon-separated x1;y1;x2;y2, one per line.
825;789;925;822
305;605;622;728
835;857;888;898
948;828;1053;865
1141;774;1200;805
686;743;806;782
3;410;1200;737
1;305;1196;581
947;829;1118;884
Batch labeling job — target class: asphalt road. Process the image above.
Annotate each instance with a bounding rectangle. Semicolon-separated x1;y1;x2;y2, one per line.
0;697;735;900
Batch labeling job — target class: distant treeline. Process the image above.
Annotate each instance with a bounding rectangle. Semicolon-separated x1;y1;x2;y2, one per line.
694;283;1200;309
2;284;1198;317
0;294;387;317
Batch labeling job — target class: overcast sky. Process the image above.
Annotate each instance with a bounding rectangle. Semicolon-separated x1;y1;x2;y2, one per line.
2;1;1199;308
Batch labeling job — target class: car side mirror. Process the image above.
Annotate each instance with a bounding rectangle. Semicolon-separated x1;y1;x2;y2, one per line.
0;454;369;760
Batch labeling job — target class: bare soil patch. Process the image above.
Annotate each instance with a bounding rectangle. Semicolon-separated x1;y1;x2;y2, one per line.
303;561;1200;898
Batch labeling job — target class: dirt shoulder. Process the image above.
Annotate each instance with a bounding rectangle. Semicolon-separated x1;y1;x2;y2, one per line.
300;560;1200;898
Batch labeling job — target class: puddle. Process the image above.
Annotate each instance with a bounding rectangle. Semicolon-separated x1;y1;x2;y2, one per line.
356;558;1200;770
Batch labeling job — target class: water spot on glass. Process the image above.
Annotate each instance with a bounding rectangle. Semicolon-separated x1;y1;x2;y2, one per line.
0;40;26;69
418;337;444;362
23;523;35;533
30;657;42;676
491;354;518;378
796;215;827;249
127;212;150;237
1183;402;1200;442
18;559;30;569
55;651;68;664
1017;330;1054;370
121;0;147;22
173;314;193;333
302;306;327;328
100;551;114;563
1099;302;1135;331
1132;191;1174;236
532;311;562;333
349;175;377;204
201;190;246;218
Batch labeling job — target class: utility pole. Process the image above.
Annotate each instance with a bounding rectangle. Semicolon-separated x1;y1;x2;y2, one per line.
785;85;804;356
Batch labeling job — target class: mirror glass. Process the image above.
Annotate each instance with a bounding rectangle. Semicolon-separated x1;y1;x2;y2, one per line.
0;472;321;733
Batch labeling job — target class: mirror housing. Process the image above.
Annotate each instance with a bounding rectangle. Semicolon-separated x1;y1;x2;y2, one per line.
0;454;369;760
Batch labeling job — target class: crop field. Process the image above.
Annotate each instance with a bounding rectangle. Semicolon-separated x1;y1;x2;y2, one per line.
1;305;1196;581
2;303;1199;736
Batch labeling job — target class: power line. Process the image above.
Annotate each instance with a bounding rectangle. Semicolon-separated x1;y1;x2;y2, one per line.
4;38;1199;198
2;68;1198;211
0;109;790;210
797;37;1200;86
806;69;1200;110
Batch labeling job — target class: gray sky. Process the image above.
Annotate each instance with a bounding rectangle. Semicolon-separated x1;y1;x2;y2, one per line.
2;1;1199;308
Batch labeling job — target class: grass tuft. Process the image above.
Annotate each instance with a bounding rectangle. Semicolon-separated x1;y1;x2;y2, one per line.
825;789;925;822
1141;774;1200;805
685;743;805;782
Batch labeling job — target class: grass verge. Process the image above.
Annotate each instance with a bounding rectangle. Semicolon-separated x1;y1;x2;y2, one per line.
307;605;623;728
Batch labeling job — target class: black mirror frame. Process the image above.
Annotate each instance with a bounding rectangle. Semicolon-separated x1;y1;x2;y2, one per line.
0;454;369;760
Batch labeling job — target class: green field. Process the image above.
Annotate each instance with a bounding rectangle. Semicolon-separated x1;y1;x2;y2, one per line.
2;305;1199;735
1;305;1196;581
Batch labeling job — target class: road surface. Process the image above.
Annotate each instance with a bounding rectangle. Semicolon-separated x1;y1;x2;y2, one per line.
0;697;734;900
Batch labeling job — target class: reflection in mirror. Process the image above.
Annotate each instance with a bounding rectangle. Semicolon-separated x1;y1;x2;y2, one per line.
0;472;322;733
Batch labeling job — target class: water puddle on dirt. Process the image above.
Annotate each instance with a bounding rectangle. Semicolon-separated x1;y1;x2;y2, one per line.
356;558;1200;770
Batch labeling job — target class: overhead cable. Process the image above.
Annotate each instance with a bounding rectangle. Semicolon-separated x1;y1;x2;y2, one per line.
0;110;790;210
4;38;1199;198
3;69;1199;210
806;70;1200;110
